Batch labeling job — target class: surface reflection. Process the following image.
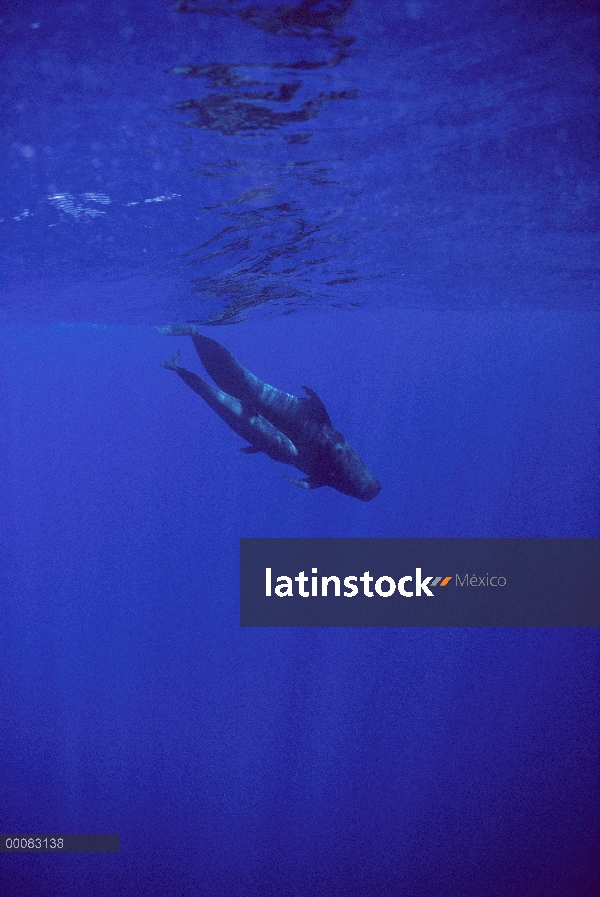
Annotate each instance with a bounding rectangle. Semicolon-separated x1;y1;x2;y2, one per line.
168;0;360;323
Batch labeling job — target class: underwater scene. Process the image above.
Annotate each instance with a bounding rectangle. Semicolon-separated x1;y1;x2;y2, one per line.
1;1;599;894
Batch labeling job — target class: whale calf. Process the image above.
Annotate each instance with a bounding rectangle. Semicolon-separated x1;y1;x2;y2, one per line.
159;326;380;501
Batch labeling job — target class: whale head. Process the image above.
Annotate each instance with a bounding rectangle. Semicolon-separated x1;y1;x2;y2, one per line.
320;430;381;501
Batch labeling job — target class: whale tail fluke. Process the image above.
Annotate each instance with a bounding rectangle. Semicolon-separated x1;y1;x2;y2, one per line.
161;350;181;371
156;325;200;337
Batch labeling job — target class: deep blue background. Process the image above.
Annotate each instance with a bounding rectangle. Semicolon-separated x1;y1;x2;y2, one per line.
1;1;599;895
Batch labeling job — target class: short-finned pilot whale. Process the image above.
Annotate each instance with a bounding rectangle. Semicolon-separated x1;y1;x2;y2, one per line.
159;326;380;501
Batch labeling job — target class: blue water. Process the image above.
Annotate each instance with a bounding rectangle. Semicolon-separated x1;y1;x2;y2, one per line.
1;2;599;895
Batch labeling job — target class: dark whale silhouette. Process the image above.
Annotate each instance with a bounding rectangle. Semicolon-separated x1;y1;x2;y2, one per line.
159;327;380;501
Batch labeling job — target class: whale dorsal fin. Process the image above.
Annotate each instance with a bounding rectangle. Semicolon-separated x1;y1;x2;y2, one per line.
302;386;331;425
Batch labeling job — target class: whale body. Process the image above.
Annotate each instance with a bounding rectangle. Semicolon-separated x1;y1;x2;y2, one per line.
160;327;380;501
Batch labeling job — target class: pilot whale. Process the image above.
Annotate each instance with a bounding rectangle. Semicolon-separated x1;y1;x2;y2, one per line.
159;326;380;501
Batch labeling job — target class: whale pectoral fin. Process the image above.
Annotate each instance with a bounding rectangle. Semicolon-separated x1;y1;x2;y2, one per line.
239;445;261;454
302;386;331;425
161;350;181;371
283;475;324;491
